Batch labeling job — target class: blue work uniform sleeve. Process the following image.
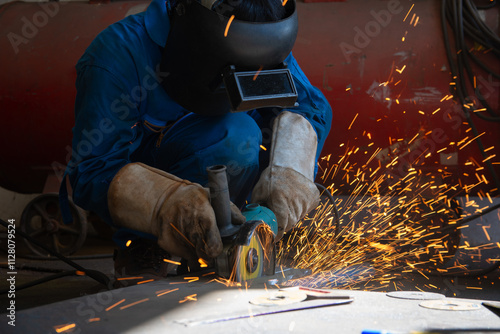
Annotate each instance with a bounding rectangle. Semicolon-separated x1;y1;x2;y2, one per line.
286;53;333;165
67;64;141;225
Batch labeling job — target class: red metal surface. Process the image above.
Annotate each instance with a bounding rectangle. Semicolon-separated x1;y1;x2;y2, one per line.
0;0;150;193
293;0;499;195
0;0;498;196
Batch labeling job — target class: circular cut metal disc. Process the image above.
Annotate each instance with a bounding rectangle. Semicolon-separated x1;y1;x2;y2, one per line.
419;299;481;311
387;291;445;300
250;290;308;307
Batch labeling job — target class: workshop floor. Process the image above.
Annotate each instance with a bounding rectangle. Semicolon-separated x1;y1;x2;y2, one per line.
1;192;499;333
1;230;499;312
1;233;500;334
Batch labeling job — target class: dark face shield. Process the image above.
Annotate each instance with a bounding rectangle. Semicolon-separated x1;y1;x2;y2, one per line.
160;0;299;116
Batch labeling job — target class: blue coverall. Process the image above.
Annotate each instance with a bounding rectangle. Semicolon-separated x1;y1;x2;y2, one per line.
65;0;332;248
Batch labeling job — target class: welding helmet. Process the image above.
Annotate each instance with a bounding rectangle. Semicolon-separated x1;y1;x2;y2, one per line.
160;0;299;116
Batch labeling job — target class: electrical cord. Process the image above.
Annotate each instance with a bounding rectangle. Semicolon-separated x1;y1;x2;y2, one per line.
0;218;111;293
439;0;500;277
441;0;500;194
315;182;340;240
314;179;499;277
0;270;108;294
413;201;500;277
475;0;498;9
19;253;113;261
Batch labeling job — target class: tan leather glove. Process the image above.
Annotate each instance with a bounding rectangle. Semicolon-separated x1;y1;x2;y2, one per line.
108;162;244;268
251;111;320;240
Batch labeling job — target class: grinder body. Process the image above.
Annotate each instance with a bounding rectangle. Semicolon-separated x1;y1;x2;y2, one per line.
206;165;278;282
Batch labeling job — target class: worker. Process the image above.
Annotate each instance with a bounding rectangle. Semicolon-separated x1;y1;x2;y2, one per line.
61;0;332;279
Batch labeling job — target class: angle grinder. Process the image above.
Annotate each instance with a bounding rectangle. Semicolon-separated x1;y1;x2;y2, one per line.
206;165;278;282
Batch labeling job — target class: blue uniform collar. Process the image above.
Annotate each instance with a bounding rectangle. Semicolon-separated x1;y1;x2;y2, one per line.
145;0;170;47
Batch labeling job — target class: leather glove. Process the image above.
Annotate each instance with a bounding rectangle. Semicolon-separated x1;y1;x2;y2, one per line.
251;111;320;240
108;162;245;268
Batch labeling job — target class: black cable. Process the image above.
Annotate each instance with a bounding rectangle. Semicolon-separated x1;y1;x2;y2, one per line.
465;0;500;47
475;0;497;9
315;182;340;240
430;201;500;235
0;271;77;294
0;218;111;290
0;263;65;273
466;50;500;80
412;201;500;277
441;0;500;193
0;270;108;294
19;253;113;261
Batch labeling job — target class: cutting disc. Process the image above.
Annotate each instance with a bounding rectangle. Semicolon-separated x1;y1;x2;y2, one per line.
387;291;445;300
249;290;308;306
419;299;481;311
233;229;265;281
232;222;275;282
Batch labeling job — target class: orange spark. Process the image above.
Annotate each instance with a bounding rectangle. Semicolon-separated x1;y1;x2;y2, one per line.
403;4;414;22
348;113;358;130
169;223;195;247
120;298;150;310
156;288;179;297
482;226;491;241
105;299;126;311
224;15;235;37
198;258;208;268
164;258;181;265
179;294;198;303
253;66;263;81
54;324;76;333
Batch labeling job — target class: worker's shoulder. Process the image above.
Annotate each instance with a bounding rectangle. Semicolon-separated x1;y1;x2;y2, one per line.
78;12;150;68
100;12;149;46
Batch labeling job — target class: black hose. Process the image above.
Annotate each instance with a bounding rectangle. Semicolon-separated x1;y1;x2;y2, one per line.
315;182;340;240
19;253;113;261
0;271;77;294
441;0;500;193
0;270;109;294
0;218;111;290
414;201;500;277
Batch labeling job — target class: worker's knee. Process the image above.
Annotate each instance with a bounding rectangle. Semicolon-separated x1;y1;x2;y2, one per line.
213;112;262;171
161;112;261;186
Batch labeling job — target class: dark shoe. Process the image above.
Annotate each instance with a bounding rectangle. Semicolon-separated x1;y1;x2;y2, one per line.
113;239;180;286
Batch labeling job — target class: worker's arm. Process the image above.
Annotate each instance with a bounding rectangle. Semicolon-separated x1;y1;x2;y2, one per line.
286;52;333;171
252;53;333;240
68;64;139;225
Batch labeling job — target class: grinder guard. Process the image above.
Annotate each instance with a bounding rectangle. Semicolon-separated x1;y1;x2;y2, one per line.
160;0;298;115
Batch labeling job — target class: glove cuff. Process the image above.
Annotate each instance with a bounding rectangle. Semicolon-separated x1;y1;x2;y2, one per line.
270;111;317;181
107;162;196;236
